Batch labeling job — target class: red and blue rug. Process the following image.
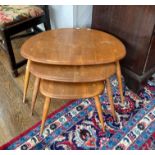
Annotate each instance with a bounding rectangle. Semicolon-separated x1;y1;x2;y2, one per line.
0;76;155;150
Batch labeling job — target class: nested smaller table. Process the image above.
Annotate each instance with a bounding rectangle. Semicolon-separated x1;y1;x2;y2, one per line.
29;62;116;113
29;62;117;134
20;28;126;134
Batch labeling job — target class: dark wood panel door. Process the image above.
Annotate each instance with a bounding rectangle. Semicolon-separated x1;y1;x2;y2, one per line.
92;5;155;75
144;33;155;72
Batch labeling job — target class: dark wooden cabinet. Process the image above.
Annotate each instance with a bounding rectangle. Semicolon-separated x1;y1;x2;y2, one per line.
92;5;155;93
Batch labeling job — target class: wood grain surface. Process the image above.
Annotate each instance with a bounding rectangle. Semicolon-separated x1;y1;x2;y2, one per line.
30;61;116;82
40;80;104;99
21;28;126;65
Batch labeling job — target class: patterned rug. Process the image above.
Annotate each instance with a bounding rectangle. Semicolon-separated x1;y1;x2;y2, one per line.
0;75;155;150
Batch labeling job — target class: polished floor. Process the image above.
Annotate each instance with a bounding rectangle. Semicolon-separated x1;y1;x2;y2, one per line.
0;37;68;145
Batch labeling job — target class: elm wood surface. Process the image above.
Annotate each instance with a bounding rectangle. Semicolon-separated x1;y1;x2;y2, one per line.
106;78;116;121
40;97;51;135
23;59;31;103
30;61;116;82
30;61;124;115
31;77;40;115
39;80;105;134
94;96;105;131
22;28;126;104
116;61;124;104
21;28;126;65
23;60;116;103
29;61;116;114
20;28;126;134
40;80;104;99
92;5;155;93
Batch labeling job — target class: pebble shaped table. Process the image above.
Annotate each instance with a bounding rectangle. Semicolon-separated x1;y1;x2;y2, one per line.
21;28;126;134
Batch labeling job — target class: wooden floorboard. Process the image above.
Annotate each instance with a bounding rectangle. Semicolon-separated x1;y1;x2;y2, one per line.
0;36;69;145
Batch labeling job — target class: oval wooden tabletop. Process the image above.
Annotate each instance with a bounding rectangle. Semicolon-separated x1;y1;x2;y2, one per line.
40;80;105;99
30;61;116;82
21;28;126;65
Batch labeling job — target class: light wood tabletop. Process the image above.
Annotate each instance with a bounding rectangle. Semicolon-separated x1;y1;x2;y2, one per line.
21;28;126;65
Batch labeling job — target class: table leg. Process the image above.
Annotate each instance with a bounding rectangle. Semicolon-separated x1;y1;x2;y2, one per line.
116;61;124;104
106;78;117;121
40;97;51;135
94;95;105;132
23;59;31;103
31;77;40;116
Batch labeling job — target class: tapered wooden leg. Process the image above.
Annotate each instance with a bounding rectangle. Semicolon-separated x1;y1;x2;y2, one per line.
94;95;105;132
31;77;40;116
116;61;124;104
106;78;117;121
40;97;51;135
23;60;31;103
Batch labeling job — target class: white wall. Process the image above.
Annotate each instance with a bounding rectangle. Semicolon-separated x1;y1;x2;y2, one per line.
49;5;74;29
73;5;93;28
48;5;92;29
